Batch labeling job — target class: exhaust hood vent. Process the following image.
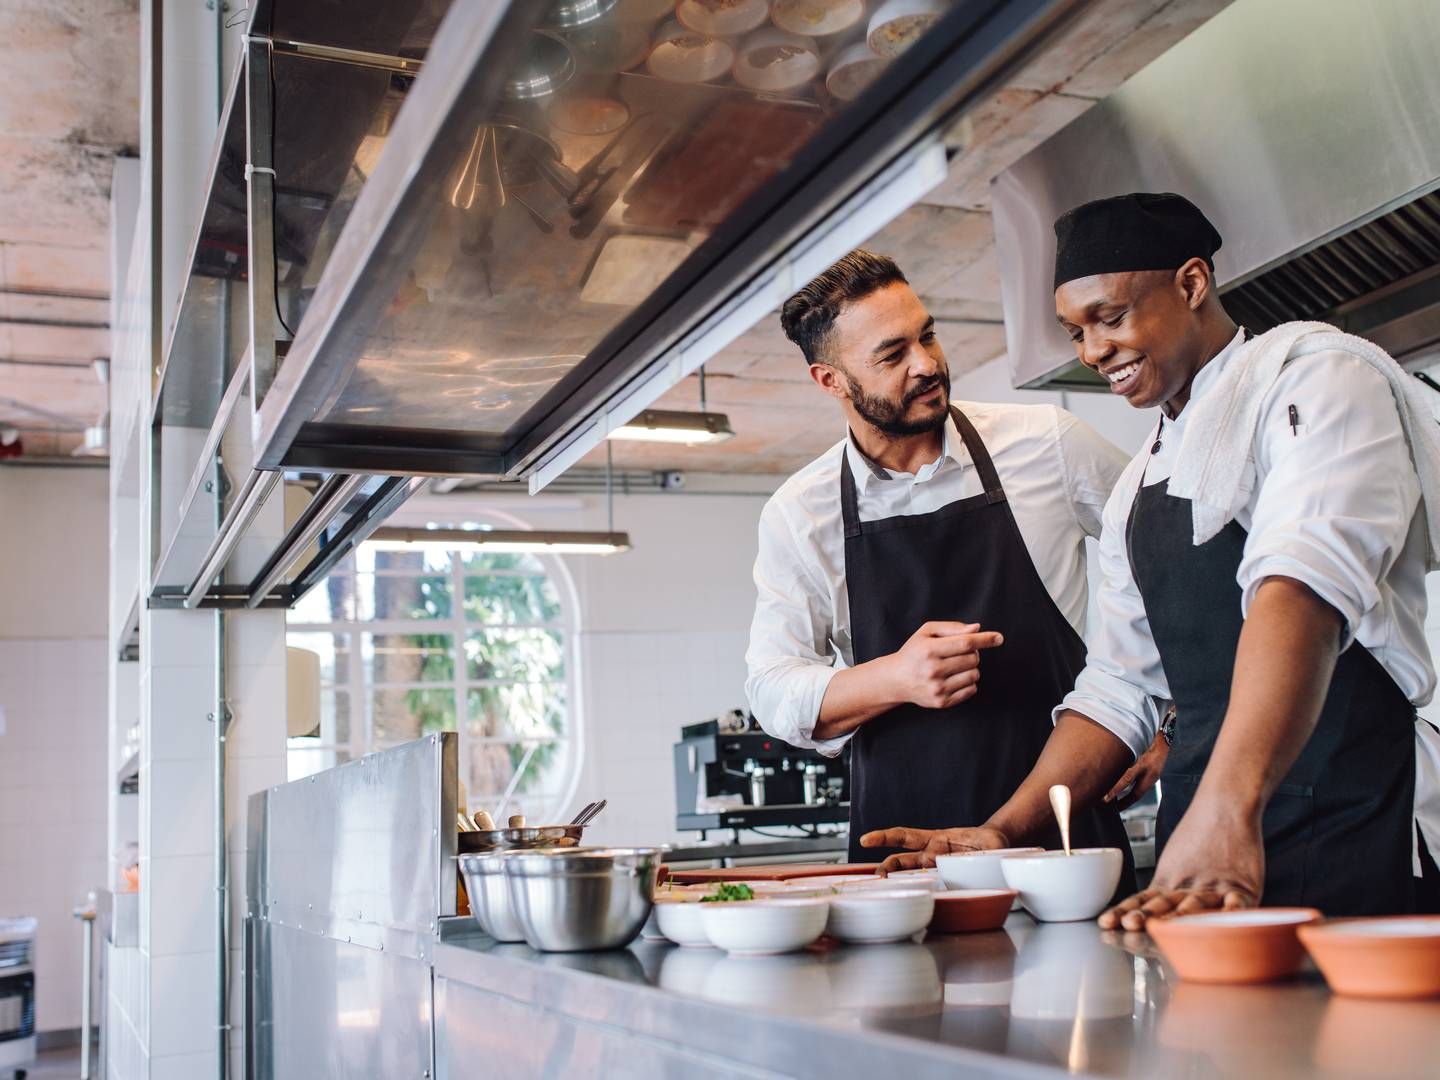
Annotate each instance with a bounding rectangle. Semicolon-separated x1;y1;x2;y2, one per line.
994;0;1440;391
1222;190;1440;362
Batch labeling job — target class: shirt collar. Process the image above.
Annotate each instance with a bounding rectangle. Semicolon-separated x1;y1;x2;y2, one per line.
1162;327;1248;429
845;414;964;493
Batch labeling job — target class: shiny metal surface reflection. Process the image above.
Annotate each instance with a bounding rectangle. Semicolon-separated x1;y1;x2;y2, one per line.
435;914;1440;1079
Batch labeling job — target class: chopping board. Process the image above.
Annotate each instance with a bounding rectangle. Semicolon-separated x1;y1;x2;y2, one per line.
665;863;881;884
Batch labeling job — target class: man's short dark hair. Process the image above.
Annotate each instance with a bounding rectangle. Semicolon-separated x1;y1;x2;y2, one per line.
780;250;908;365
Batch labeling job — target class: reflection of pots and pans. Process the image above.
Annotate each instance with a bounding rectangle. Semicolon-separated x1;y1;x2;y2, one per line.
504;32;578;102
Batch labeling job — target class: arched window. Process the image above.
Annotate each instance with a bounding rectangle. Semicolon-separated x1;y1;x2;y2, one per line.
286;535;581;825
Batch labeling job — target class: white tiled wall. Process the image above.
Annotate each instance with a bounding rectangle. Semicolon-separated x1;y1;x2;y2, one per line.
0;466;111;1037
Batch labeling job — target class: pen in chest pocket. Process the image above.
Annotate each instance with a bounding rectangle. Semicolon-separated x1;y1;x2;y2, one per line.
1288;404;1300;436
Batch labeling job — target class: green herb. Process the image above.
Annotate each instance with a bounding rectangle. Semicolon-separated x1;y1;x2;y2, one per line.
699;883;756;903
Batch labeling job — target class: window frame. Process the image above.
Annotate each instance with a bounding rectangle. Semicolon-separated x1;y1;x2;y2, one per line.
286;534;583;824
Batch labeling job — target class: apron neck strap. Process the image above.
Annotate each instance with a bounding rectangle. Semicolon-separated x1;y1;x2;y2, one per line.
949;407;1005;503
839;408;1005;538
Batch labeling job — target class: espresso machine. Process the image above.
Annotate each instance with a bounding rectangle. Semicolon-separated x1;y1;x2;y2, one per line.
673;710;849;834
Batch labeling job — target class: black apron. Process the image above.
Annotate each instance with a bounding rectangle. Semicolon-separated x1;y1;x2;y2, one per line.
842;407;1134;886
1127;473;1417;915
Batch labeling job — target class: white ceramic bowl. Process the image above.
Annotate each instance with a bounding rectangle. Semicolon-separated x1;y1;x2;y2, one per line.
654;897;713;947
867;0;946;58
826;889;935;944
646;20;736;83
825;41;890;102
839;874;940;893
700;898;830;956
676;0;770;37
732;29;822;93
1000;848;1124;923
771;0;865;37
935;848;1043;891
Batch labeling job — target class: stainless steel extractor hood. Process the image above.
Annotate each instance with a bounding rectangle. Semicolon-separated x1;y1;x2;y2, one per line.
993;0;1440;391
216;0;1086;485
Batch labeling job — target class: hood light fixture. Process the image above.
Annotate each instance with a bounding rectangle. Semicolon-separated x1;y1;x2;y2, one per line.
609;365;735;445
367;526;629;555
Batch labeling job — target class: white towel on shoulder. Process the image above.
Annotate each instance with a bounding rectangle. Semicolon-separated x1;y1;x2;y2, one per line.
1167;320;1440;571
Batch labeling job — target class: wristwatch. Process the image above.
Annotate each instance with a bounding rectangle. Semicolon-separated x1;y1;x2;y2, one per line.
1159;704;1178;746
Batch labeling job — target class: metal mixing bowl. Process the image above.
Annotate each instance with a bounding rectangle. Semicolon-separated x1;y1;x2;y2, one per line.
504;847;661;952
456;852;528;942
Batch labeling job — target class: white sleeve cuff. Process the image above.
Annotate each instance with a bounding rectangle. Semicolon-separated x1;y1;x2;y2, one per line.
1055;671;1165;761
748;663;852;757
1238;551;1372;652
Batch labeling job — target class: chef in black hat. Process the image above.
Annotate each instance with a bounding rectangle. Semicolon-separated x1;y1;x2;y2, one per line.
865;192;1440;923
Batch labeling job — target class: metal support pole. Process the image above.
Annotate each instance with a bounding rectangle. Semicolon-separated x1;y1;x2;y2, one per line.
245;38;279;406
73;903;96;1079
214;459;231;1080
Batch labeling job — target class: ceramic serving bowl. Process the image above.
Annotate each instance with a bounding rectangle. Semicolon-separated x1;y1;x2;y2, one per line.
1148;908;1322;984
646;20;735;83
699;897;829;956
930;889;1017;934
867;0;946;58
653;895;713;948
676;0;771;37
825;889;935;944
732;29;822;93
772;0;865;37
935;848;1043;892
1298;916;1440;998
825;41;891;103
999;848;1123;923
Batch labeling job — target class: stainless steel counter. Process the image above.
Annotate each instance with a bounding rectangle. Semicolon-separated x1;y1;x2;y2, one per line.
434;914;1440;1079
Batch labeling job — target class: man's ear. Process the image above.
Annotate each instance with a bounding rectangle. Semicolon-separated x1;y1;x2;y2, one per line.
809;361;849;401
1175;257;1213;311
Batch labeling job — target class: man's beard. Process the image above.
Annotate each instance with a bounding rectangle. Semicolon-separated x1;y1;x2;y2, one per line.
845;370;951;436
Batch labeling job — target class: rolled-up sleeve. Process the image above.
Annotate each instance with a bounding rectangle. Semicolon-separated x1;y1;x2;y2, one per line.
1238;351;1421;648
744;499;853;757
1056;461;1172;759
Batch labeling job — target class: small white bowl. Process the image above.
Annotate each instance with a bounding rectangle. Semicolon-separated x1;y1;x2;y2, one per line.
839;874;940;893
826;889;935;944
654;897;713;947
676;0;770;37
646;20;736;83
935;848;1043;892
771;0;865;37
825;41;891;103
700;898;830;956
867;0;946;58
1000;848;1124;923
732;29;822;93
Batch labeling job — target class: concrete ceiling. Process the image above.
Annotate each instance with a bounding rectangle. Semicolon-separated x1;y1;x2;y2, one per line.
0;0;138;458
594;0;1233;477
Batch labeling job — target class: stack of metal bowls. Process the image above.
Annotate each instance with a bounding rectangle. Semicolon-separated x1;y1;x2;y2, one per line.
458;847;661;952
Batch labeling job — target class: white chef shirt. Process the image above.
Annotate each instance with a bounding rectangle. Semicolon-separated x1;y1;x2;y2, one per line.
1060;329;1437;759
746;400;1129;756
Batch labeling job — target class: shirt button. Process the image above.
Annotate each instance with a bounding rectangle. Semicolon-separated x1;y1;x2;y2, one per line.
1150;440;1163;455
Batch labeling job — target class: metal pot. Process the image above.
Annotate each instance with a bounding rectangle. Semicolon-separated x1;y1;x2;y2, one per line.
456;852;528;942
458;823;586;853
504;847;660;952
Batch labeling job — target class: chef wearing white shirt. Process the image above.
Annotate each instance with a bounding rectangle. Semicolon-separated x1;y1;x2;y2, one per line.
866;193;1440;921
745;249;1134;877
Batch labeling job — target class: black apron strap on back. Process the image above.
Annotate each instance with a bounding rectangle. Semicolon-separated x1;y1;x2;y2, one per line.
949;408;1006;504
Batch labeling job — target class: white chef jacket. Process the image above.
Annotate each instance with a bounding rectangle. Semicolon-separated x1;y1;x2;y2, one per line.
746;400;1129;756
1060;329;1437;757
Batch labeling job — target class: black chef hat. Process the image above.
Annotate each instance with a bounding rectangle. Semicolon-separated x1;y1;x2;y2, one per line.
1053;192;1222;290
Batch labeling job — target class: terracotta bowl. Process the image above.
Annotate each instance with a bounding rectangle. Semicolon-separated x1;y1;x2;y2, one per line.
1298;916;1440;999
1146;908;1321;984
930;889;1016;933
